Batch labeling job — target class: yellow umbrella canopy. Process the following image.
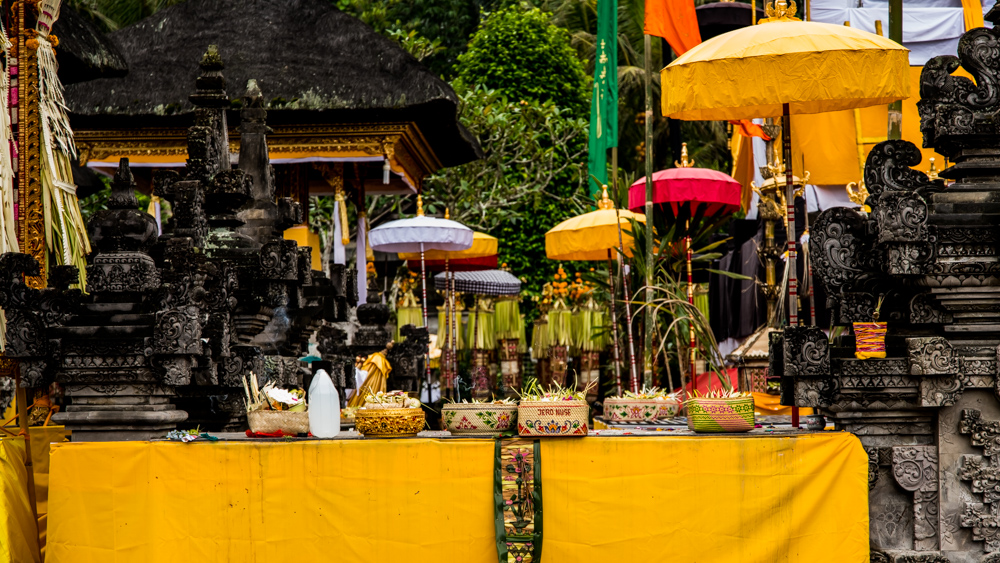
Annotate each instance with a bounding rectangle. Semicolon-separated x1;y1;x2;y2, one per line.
661;12;909;120
546;189;646;262
398;231;498;261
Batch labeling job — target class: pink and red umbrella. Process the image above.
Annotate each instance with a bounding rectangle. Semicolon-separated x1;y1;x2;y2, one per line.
628;167;741;216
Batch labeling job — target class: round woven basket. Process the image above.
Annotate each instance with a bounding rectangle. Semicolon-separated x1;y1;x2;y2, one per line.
685;397;755;433
247;410;310;435
442;403;517;437
355;407;426;438
603;398;660;422
517;400;588;437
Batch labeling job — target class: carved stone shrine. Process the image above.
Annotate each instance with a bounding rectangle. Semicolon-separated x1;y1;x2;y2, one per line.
0;47;430;439
776;6;1000;561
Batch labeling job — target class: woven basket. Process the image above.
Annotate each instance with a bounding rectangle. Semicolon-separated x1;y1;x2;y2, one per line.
442;403;517;437
685;397;755;433
853;322;887;360
247;410;310;435
656;398;681;419
517;400;588;437
603;398;660;422
355;407;425;438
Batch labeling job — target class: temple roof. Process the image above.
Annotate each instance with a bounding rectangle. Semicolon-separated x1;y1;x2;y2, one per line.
63;0;482;168
55;6;128;85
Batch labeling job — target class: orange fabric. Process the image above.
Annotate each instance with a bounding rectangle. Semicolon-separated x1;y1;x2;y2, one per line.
645;0;702;56
963;0;985;31
752;392;814;416
730;120;771;140
730;129;755;212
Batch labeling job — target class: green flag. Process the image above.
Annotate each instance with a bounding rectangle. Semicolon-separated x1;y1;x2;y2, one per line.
588;0;619;199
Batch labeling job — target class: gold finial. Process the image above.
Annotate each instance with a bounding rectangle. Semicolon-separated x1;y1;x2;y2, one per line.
846;180;871;213
598;185;615;210
761;0;799;22
417;195;424;217
445;207;450;219
675;142;695;168
928;158;940;181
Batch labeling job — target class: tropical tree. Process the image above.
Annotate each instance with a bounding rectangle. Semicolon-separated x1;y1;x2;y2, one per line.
457;6;590;116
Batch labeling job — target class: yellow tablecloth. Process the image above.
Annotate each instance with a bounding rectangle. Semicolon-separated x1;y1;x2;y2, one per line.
0;438;40;563
46;433;869;562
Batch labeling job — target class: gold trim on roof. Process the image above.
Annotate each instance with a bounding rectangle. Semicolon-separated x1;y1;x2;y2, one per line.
75;122;442;191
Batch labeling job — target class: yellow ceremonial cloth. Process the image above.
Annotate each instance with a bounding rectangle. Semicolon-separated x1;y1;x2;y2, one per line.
752;392;814;416
45;433;868;562
347;351;391;408
282;224;321;271
541;434;867;561
0;438;40;563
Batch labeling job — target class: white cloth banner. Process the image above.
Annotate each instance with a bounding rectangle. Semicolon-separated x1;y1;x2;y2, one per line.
357;216;367;305
810;0;993;65
333;200;346;266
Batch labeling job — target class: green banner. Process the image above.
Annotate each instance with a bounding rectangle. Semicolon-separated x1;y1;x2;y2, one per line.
587;0;619;199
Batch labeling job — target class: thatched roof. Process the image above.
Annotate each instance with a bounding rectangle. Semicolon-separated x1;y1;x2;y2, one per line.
64;0;482;167
54;6;128;85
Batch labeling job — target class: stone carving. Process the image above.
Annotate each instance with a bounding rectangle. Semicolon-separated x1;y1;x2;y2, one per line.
868;447;880;491
892;446;940;551
960;409;1000;552
909;338;959;376
782;326;829;377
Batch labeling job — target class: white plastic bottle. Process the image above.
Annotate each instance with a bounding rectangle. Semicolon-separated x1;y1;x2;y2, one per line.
308;369;340;438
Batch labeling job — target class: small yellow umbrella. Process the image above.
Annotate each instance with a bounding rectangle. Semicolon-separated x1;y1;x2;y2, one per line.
545;188;646;394
661;1;909;328
400;227;498;401
399;231;498;262
546;197;644;262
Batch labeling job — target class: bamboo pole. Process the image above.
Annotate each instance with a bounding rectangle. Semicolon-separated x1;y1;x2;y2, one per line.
643;33;654;388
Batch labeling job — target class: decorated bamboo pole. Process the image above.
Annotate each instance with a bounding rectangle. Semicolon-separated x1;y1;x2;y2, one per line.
607;250;623;395
612;203;640;392
642;33;655;388
450;268;458;400
686;225;695;402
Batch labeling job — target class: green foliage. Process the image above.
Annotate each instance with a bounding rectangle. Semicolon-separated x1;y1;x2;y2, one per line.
336;0;479;76
457;6;589;116
423;85;589;318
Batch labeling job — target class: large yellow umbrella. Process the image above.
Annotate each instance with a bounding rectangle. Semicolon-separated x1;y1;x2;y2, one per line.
546;188;646;393
661;1;909;328
400;227;498;401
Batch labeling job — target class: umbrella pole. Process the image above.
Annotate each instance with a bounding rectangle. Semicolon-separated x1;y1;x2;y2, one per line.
450;270;457;397
444;258;451;401
421;243;432;400
607;250;623;396
782;102;801;428
783;103;799;328
687;230;695;402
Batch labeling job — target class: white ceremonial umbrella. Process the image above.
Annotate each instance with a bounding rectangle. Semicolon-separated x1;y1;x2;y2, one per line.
369;196;473;398
369;195;474;327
